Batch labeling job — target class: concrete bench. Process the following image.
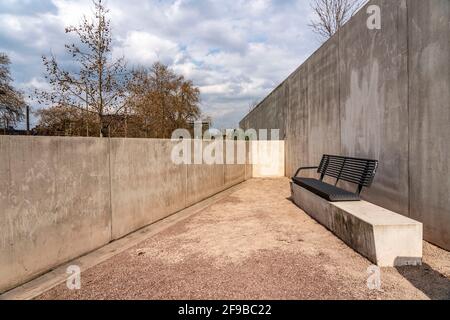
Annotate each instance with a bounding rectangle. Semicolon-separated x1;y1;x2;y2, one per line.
291;183;423;267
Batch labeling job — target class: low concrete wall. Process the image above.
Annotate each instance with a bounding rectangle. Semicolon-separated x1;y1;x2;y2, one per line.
0;136;254;293
110;139;187;240
0;136;111;294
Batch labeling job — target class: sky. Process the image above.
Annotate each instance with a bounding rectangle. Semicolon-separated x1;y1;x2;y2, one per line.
0;0;321;129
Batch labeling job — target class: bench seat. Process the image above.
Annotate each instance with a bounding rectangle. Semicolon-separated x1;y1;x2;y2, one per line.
292;177;361;202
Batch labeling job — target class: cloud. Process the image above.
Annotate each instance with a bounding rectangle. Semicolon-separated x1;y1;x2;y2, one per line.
1;0;319;129
114;31;180;66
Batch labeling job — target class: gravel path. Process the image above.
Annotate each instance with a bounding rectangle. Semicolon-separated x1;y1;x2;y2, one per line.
37;178;450;300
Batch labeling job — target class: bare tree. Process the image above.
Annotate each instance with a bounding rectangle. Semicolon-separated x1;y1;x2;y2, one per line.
35;104;99;137
127;62;201;138
0;53;26;131
309;0;366;40
248;99;260;113
35;0;128;137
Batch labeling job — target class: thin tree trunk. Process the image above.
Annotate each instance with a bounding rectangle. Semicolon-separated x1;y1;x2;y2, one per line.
124;106;128;138
86;84;89;137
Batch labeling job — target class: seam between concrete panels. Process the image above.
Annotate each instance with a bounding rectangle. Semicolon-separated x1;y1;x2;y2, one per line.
184;162;188;209
108;137;113;240
337;25;342;156
7;136;11;215
406;0;411;218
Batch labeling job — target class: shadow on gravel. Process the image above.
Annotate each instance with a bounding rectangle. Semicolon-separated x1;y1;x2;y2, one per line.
396;263;450;300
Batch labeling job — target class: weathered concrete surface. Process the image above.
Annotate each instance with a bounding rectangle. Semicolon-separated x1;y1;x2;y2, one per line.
1;183;246;300
110;139;187;240
0;136;111;293
339;0;409;215
291;183;423;267
240;0;450;250
224;141;246;188
244;141;253;181
408;0;450;250
307;34;341;169
186;141;225;206
286;64;309;178
0;137;252;293
241;84;287;140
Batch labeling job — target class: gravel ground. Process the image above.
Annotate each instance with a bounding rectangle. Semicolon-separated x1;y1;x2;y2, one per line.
37;178;450;300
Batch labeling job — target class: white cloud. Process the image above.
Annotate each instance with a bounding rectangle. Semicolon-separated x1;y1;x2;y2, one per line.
114;31;180;66
2;0;319;129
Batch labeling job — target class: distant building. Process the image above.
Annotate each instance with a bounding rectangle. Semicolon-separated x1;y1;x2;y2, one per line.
187;120;211;137
0;126;34;136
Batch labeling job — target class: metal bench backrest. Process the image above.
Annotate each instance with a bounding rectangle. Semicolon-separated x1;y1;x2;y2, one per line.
318;155;379;194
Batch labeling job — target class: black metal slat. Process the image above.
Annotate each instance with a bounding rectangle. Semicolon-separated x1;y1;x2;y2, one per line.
341;173;375;183
302;155;378;196
341;169;375;178
339;175;373;185
340;172;373;181
330;164;376;172
333;158;376;165
341;168;375;178
323;154;378;163
335;161;376;170
319;155;377;186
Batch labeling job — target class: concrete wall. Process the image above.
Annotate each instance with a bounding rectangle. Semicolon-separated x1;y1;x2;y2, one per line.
250;141;285;178
0;136;111;294
408;0;450;250
240;0;450;250
110;139;187;240
0;136;251;293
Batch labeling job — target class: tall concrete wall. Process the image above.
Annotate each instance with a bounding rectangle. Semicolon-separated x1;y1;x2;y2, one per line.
339;0;410;215
240;0;450;250
408;0;450;250
0;136;252;293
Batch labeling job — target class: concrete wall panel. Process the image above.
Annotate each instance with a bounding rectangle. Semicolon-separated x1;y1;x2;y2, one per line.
0;138;253;293
251;141;285;178
240;83;287;139
225;164;245;188
0;137;111;293
286;64;309;178
307;36;342;171
224;141;246;188
186;141;226;207
110;139;187;240
339;0;409;214
408;0;450;249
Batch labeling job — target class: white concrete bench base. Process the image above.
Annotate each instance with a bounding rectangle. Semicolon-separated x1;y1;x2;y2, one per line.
291;183;423;267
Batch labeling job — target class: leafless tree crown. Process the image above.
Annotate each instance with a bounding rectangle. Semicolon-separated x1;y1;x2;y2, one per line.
127;63;201;139
309;0;366;40
33;0;202;138
0;53;26;128
35;0;128;137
